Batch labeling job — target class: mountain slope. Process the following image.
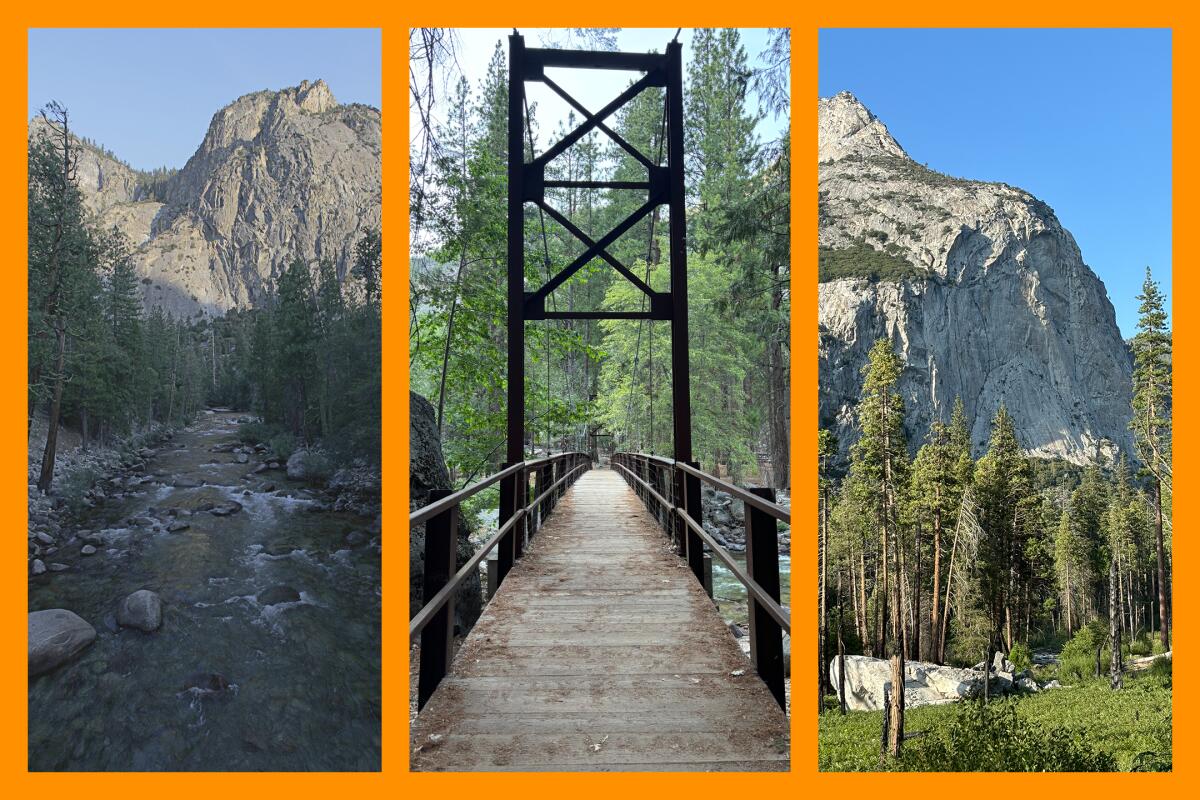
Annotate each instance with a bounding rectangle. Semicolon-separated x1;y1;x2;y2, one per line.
30;79;381;316
818;92;1132;464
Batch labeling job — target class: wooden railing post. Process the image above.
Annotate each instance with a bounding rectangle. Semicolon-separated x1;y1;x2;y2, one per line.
683;461;704;586
497;463;518;587
746;486;785;709
418;489;457;710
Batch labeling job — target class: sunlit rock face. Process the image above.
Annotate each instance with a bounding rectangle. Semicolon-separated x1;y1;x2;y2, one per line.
30;79;381;317
818;92;1132;464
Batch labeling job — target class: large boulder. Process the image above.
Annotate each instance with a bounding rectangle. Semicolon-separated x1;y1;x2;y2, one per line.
410;392;482;633
117;589;163;632
29;609;96;677
286;449;333;482
829;655;983;711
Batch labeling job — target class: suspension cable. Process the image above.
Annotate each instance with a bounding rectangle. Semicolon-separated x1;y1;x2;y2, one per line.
524;96;555;455
625;98;669;453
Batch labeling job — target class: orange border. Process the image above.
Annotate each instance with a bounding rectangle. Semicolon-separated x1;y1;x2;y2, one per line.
0;3;1191;793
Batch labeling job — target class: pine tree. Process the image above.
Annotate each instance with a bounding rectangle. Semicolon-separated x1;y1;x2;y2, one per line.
1130;266;1171;648
972;404;1033;653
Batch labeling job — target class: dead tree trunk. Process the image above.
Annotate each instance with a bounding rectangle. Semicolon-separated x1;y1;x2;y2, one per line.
1110;554;1123;690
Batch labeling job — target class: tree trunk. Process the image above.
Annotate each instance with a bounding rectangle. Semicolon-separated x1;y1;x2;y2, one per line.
819;474;828;714
37;323;68;493
887;649;904;757
914;521;922;661
930;505;942;663
1154;478;1169;649
887;509;904;758
436;250;468;433
1110;554;1123;689
939;504;964;664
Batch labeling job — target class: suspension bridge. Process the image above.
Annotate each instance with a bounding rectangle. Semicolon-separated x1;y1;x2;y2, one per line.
409;34;791;772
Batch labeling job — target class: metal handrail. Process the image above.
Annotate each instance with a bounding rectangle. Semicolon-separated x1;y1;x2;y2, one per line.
611;460;790;633
409;452;588;526
410;451;593;709
611;461;673;510
610;450;790;710
613;453;789;524
675;461;790;525
675;508;790;633
408;508;526;638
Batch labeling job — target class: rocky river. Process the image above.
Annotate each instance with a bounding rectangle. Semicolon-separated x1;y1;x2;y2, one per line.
28;411;381;771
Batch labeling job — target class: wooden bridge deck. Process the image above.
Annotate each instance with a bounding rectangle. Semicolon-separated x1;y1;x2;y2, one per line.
410;468;790;772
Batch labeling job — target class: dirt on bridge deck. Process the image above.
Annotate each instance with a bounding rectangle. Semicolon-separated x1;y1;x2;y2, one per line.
410;468;790;772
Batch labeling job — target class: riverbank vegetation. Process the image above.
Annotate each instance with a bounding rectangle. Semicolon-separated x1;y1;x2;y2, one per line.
817;268;1172;769
819;663;1171;771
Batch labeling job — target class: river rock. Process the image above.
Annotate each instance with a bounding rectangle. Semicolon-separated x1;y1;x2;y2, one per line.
344;530;368;547
29;609;96;676
257;585;301;606
829;655;984;711
31;559;46;575
236;453;250;464
49;563;69;572
35;531;55;546
210;501;243;516
167;521;190;533
182;672;232;692
81;545;97;556
117;589;163;632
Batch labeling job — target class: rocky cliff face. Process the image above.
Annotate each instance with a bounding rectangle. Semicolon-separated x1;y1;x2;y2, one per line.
30;79;381;316
819;92;1132;464
410;392;483;634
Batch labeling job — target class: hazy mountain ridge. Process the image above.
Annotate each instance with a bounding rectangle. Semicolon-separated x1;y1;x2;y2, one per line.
30;79;381;316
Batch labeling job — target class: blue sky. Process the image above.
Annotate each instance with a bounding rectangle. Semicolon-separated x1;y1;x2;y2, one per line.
419;29;787;152
819;28;1172;337
29;28;381;171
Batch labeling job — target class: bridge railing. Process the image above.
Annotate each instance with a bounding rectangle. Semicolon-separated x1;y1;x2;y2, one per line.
409;450;592;709
611;452;790;710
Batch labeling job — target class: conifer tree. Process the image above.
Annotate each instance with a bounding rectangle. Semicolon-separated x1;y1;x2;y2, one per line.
1130;267;1171;648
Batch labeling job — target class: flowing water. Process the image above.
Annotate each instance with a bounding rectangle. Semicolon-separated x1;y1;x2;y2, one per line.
712;553;792;629
28;412;381;771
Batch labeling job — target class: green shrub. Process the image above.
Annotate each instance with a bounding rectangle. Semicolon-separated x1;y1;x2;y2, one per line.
269;432;299;462
818;242;925;284
898;699;1117;771
1127;631;1152;657
1059;620;1110;684
237;420;275;445
1148;655;1172;684
1009;641;1033;673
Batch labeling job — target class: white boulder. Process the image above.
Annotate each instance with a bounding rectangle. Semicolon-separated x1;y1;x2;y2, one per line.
829;655;983;711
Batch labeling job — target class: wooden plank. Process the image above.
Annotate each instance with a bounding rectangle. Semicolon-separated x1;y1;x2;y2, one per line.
411;468;789;772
